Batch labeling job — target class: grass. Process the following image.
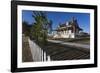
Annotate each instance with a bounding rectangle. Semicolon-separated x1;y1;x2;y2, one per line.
43;41;90;61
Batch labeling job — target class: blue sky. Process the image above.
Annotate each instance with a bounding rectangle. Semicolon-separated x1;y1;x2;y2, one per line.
22;10;90;33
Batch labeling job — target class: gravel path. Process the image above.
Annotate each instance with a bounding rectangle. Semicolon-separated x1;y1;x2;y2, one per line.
48;40;90;49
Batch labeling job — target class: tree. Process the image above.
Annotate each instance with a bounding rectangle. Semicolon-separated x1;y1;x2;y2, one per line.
31;11;52;45
22;21;32;36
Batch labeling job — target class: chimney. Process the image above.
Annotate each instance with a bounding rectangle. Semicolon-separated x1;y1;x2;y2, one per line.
66;21;68;25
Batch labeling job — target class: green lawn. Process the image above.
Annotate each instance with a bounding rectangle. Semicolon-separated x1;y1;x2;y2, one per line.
43;42;90;60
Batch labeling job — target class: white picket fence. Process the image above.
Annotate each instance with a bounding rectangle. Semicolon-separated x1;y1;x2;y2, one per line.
28;38;51;62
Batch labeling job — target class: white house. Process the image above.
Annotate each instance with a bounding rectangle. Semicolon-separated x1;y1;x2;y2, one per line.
53;17;83;38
